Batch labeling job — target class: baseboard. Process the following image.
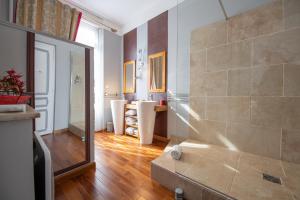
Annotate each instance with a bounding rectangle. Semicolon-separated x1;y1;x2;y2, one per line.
54;162;96;184
154;135;169;142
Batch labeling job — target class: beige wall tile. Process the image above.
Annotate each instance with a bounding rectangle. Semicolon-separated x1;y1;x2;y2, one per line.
282;129;300;163
284;64;300;96
284;0;300;29
251;97;283;128
227;123;281;159
190;49;206;73
206;97;250;123
190;120;227;147
227;97;250;123
207;41;251;71
191;21;227;49
206;97;227;122
192;71;227;96
228;68;251;96
228;0;283;42
282;97;300;130
253;28;300;66
251;65;283;96
189;97;206;122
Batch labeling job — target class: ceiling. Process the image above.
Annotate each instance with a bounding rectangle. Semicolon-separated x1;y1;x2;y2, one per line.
65;0;272;34
66;0;183;34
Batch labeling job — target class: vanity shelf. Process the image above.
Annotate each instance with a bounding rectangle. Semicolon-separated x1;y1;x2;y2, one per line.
124;104;139;138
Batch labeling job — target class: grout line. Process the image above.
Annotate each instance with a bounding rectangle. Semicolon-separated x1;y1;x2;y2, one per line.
282;0;286;30
283;64;285;97
205;48;208;72
226;70;229;96
280;128;283;160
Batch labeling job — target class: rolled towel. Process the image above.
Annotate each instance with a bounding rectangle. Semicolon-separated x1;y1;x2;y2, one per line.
170;145;182;160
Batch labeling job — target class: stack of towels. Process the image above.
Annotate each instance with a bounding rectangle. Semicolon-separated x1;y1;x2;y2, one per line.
125;117;137;126
125;127;138;136
125;109;137;116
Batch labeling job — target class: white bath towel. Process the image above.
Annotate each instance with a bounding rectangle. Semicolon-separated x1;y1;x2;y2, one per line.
125;127;134;135
170;145;182;160
125;109;137;116
125;117;137;123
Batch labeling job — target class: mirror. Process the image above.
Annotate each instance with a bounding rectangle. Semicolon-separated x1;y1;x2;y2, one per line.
148;51;166;93
123;60;136;93
34;33;89;174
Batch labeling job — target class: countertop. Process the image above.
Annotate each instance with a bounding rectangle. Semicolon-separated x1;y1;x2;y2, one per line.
0;105;40;122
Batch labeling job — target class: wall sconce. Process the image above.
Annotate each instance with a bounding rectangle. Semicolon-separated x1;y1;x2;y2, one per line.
136;48;146;79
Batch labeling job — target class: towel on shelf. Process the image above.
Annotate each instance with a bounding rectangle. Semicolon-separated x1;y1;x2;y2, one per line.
125;109;137;116
125;127;134;135
125;117;137;123
170;145;182;160
133;129;138;136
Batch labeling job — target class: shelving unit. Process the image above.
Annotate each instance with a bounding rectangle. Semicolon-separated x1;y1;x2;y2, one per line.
124;104;139;138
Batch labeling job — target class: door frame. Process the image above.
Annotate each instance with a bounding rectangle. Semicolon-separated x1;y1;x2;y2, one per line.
27;32;91;176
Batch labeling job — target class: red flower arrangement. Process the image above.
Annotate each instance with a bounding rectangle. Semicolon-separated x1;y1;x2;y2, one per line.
0;69;31;104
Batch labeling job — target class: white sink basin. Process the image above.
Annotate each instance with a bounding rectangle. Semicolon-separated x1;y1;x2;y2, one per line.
137;101;158;144
111;100;128;135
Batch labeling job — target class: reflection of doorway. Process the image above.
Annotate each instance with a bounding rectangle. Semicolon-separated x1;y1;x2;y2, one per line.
34;41;55;135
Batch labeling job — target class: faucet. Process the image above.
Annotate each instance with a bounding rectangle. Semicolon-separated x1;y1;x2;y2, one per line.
148;93;153;101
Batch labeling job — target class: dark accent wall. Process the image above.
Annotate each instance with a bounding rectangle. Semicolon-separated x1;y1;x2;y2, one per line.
148;11;168;55
123;29;137;100
123;29;137;62
123;12;169;138
148;11;168;138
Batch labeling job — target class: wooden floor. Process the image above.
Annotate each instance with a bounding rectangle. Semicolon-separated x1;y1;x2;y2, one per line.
43;132;85;172
55;132;173;200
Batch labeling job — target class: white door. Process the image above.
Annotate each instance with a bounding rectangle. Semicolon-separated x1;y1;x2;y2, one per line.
34;41;55;135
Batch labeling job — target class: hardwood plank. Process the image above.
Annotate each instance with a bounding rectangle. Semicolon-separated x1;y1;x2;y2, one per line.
55;132;173;200
43;131;86;172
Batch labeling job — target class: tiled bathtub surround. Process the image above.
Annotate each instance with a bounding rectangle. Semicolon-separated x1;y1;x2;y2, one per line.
152;139;300;200
189;0;300;163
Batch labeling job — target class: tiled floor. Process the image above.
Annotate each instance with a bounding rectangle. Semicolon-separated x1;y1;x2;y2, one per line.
152;139;300;200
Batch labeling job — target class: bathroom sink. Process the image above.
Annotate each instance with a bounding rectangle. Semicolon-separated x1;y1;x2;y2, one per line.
111;100;128;135
137;101;158;144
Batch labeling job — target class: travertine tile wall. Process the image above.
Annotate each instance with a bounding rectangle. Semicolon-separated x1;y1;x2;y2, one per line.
189;0;300;163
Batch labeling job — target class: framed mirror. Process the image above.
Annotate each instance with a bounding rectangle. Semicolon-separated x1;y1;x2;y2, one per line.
123;60;136;93
148;51;166;93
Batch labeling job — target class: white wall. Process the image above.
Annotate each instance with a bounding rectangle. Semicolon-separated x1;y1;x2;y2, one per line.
103;30;122;126
0;24;27;83
36;34;85;131
136;23;148;100
0;0;9;21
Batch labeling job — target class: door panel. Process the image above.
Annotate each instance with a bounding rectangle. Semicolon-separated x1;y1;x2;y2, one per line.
34;42;55;135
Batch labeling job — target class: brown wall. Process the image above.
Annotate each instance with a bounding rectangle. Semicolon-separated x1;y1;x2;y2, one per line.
148;11;168;55
123;12;169;138
148;11;168;138
123;29;137;100
123;29;137;62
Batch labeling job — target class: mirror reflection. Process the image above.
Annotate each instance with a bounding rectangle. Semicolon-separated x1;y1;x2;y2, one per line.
34;34;86;173
148;51;166;93
123;60;136;93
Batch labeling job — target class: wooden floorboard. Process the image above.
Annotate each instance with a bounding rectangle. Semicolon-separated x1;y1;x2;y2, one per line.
43;131;86;172
55;132;173;200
